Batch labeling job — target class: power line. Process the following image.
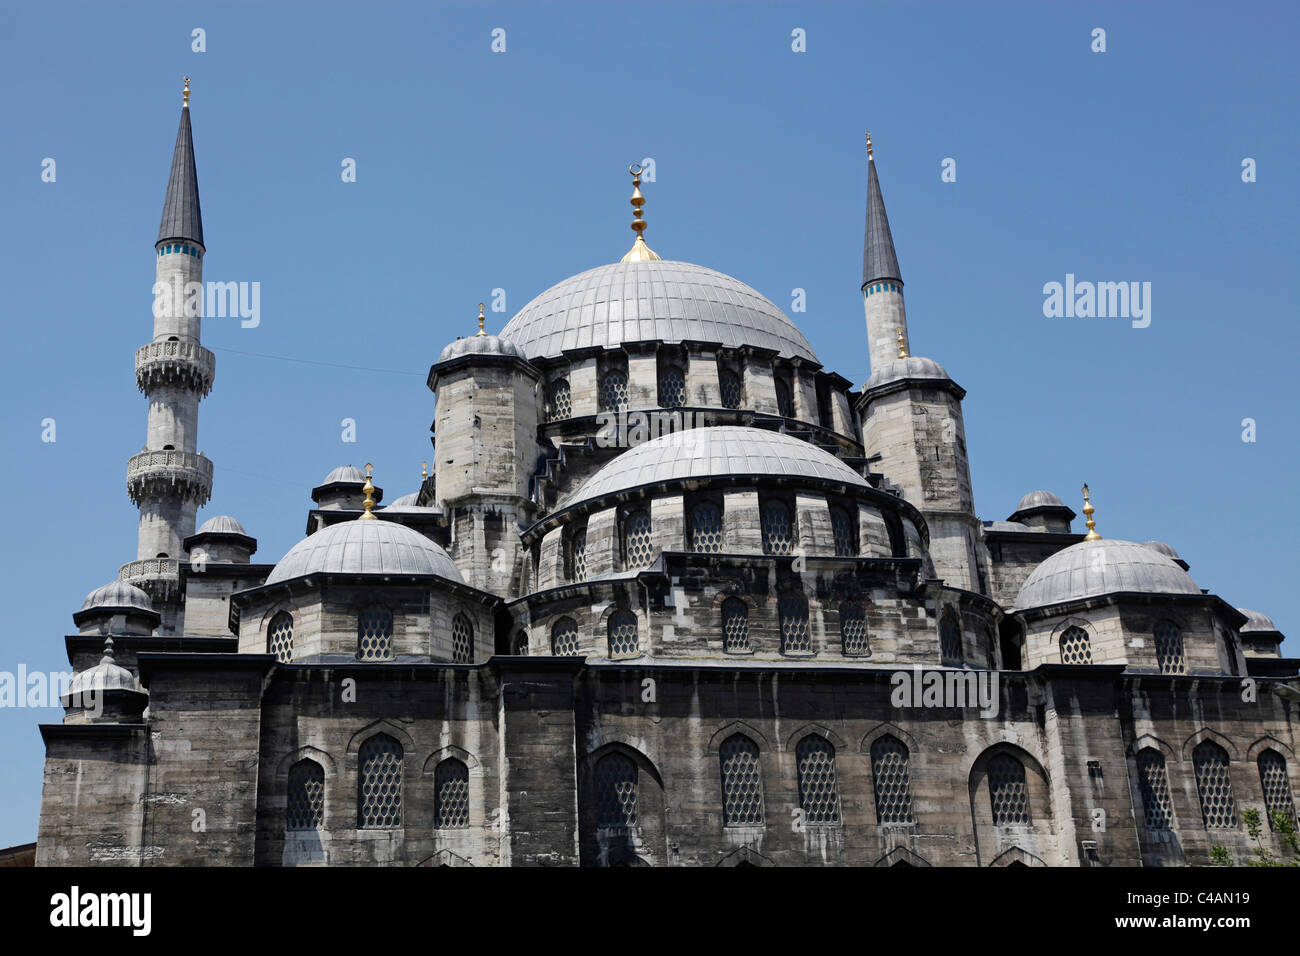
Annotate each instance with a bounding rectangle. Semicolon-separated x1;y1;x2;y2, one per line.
210;345;423;376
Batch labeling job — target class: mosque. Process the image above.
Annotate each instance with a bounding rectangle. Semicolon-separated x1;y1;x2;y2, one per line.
35;83;1297;867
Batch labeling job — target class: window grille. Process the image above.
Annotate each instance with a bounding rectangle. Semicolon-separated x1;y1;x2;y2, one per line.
795;735;840;824
545;378;572;421
840;601;870;657
1137;749;1173;829
761;499;793;555
1059;625;1092;665
434;759;470;829
659;365;686;408
779;591;811;654
358;734;403;828
286;759;324;831
1153;621;1186;675
720;370;742;409
1258;750;1294;828
594;752;637;828
830;505;857;557
358;604;394;661
599;370;628;411
623;509;653;567
720;735;764;826
988;753;1030;825
268;611;293;664
1193;741;1236;829
721;598;750;654
552;616;579;656
452;612;474;664
690;501;723;553
870;736;915;824
608;609;639;658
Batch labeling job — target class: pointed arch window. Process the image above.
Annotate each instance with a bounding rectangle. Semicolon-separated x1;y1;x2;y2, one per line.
358;734;403;828
594;752;638;829
1136;748;1173;830
286;759;325;831
720;735;764;827
778;590;811;654
267;611;293;664
1059;624;1092;665
434;758;470;829
795;735;840;825
721;597;750;654
1192;740;1236;829
870;735;915;824
988;753;1030;825
357;604;394;661
1258;750;1295;828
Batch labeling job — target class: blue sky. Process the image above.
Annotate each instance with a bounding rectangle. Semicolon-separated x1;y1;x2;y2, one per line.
0;1;1295;845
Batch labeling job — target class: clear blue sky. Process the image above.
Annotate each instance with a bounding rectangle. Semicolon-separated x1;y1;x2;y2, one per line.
0;1;1295;846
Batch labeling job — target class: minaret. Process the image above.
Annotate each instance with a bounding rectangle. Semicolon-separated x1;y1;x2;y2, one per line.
861;132;909;372
120;78;215;634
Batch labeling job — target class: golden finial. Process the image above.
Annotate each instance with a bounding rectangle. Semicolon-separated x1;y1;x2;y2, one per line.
476;302;486;337
865;130;873;161
620;163;662;263
896;327;908;359
1081;483;1101;541
420;461;428;480
360;462;378;519
183;77;191;108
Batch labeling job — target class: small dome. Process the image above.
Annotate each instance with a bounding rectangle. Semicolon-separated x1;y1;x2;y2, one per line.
321;465;366;485
265;519;463;586
66;641;141;700
382;492;439;514
564;425;867;511
1017;538;1201;610
196;514;247;536
1237;609;1281;634
863;356;951;391
1017;490;1067;512
438;334;526;363
386;492;420;508
81;581;153;613
501;260;818;363
1143;540;1179;559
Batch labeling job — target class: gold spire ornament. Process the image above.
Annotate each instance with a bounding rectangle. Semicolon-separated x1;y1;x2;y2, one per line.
360;463;378;519
183;77;191;108
896;327;908;359
620;163;662;263
866;130;873;161
420;461;428;480
476;302;486;337
1081;483;1101;540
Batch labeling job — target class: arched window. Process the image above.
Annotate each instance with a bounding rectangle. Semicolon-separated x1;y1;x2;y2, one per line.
778;590;811;654
545;378;572;422
721;598;750;654
452;612;474;664
940;611;963;666
1192;740;1236;829
830;505;857;557
760;498;793;555
622;509;653;567
552;616;579;656
599;369;628;412
775;377;794;418
1153;621;1186;675
358;734;403;828
357;604;394;661
594;752;637;829
839;601;870;657
720;735;764;827
434;758;470;829
510;630;528;655
1258;750;1295;828
1136;748;1173;830
607;609;639;659
658;364;686;408
1059;624;1092;665
286;759;324;831
267;611;293;664
870;735;915;824
988;753;1030;825
719;369;743;409
689;500;723;553
568;525;587;582
795;735;840;825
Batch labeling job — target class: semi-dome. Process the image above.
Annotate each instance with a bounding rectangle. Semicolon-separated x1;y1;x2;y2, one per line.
81;581;153;613
563;425;867;511
265;519;463;585
321;465;366;484
196;514;247;535
1238;609;1281;634
1017;538;1201;610
438;334;526;363
501;260;818;363
863;355;951;391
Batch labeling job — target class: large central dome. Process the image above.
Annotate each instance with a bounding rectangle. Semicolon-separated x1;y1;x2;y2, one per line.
501;260;818;362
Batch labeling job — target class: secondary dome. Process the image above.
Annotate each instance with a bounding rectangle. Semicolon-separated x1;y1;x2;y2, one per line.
863;355;951;391
501;260;818;362
321;465;366;484
1017;538;1200;610
438;334;526;363
1017;490;1065;512
196;514;247;535
265;519;463;585
81;581;153;612
564;425;867;511
1238;609;1281;634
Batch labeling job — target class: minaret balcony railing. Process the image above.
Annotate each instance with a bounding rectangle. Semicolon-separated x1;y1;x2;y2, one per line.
126;449;213;506
118;558;183;603
135;340;215;396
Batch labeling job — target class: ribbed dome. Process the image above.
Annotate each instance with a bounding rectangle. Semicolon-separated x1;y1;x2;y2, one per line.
81;581;153;613
1143;540;1180;560
863;355;950;391
321;465;366;484
1238;609;1280;634
196;514;247;535
501;260;818;362
564;426;866;511
1017;539;1201;610
438;334;526;363
386;492;420;508
66;641;141;699
1017;490;1066;512
265;519;463;585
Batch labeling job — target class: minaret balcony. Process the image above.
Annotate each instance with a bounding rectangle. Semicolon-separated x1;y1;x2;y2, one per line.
135;341;215;396
126;449;213;506
118;558;183;604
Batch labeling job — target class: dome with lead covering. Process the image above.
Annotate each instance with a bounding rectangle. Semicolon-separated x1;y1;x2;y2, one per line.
501;260;818;362
321;465;366;485
563;425;867;511
265;519;462;585
196;514;247;535
81;581;153;613
1238;609;1281;634
863;355;951;391
66;641;141;699
1017;539;1200;610
438;334;526;363
1017;491;1066;512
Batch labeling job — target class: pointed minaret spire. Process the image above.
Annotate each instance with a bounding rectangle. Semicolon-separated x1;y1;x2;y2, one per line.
860;132;910;371
157;78;204;248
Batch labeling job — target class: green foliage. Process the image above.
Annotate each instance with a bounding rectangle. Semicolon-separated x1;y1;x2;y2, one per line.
1209;807;1300;866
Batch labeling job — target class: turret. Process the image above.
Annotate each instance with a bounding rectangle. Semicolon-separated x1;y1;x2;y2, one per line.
120;79;214;633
